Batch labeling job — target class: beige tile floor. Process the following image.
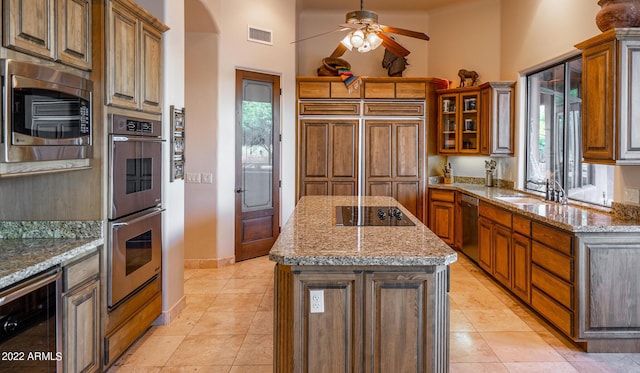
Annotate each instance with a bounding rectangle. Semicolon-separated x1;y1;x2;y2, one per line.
108;254;640;372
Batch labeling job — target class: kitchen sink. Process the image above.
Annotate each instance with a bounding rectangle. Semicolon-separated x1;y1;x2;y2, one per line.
495;196;545;205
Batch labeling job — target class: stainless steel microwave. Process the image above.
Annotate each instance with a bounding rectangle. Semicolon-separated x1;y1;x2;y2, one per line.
1;59;93;163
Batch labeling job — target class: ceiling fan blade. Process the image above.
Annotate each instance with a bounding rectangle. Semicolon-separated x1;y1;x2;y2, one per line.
375;31;411;57
291;27;348;44
380;25;430;41
330;43;348;58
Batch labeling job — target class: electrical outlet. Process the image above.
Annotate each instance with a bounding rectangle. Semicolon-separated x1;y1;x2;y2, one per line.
202;173;213;184
624;188;640;204
309;290;324;313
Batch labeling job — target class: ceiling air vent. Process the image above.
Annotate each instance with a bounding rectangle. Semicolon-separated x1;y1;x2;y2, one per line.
248;25;273;45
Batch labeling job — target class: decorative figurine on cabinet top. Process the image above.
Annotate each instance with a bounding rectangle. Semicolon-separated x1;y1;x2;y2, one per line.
458;69;479;87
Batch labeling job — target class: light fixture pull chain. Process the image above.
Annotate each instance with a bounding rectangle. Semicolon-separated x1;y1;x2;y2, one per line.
360;0;364;11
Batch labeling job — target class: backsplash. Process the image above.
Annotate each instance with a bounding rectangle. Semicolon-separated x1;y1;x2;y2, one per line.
0;221;103;239
612;202;640;221
428;176;514;190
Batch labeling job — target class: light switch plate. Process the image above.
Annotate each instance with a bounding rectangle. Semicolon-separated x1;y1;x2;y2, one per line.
202;173;213;184
624;188;640;204
186;172;201;183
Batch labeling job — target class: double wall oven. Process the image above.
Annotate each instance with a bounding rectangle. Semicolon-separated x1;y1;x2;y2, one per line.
107;114;163;308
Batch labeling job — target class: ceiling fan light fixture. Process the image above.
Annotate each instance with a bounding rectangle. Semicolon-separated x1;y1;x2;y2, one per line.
340;34;354;51
350;29;365;48
367;32;383;50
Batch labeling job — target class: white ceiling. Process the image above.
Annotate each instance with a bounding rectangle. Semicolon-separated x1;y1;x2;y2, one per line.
297;0;473;11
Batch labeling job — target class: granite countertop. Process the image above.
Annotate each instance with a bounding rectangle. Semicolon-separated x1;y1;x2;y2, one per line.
429;183;640;233
0;221;103;291
269;195;458;266
0;237;103;291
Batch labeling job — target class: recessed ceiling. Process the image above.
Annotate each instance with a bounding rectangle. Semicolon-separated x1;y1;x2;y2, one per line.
297;0;473;11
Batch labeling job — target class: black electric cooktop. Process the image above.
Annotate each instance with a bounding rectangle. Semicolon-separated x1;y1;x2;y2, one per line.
335;206;415;227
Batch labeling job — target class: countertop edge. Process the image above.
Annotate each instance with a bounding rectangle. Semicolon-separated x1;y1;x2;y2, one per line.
269;252;458;267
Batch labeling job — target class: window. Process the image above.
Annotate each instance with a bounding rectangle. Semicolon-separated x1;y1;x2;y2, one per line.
525;56;613;207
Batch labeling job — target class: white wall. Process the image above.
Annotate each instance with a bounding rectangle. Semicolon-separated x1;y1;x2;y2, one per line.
428;0;501;85
184;28;219;261
135;0;186;319
183;0;297;264
297;10;430;77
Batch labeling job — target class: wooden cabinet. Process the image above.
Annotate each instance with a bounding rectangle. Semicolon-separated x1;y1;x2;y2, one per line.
511;214;531;303
428;189;456;246
299;119;359;196
576;28;640;164
3;0;91;70
106;0;168;113
478;202;513;289
437;82;515;156
63;249;100;373
365;119;423;219
479;82;515;156
297;77;447;222
274;264;450;372
530;222;574;337
438;89;480;154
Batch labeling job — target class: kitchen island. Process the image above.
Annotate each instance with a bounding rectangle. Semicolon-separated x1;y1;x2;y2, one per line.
269;196;457;373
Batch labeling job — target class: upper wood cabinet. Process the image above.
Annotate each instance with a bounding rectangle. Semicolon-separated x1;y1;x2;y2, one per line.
479;81;515;156
437;82;515;156
297;77;446;100
576;28;640;164
3;0;92;70
106;0;168;113
437;89;480;154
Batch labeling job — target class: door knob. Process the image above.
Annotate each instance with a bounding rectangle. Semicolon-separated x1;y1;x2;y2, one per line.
235;187;246;193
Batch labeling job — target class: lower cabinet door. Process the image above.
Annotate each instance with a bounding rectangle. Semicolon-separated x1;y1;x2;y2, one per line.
492;224;512;288
478;217;493;273
64;280;100;373
511;232;531;303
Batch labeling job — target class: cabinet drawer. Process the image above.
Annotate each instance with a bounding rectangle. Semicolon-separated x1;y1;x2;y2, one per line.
299;82;330;98
513;214;531;236
531;288;573;336
430;189;455;202
479;202;512;228
364;102;424;116
532;222;572;255
396;82;426;98
532;264;573;309
299;102;360;115
364;82;395;98
531;242;573;282
64;251;99;291
330;82;362;98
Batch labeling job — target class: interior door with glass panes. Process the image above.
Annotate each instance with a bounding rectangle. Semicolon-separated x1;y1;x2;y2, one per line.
234;70;281;261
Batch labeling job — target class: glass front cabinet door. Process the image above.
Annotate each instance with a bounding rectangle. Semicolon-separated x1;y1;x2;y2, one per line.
438;90;480;154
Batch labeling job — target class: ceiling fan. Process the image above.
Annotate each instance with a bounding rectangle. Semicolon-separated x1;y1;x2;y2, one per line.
293;0;430;59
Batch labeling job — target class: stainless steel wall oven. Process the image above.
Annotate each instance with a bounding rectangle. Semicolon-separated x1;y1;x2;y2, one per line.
107;114;163;308
0;269;62;372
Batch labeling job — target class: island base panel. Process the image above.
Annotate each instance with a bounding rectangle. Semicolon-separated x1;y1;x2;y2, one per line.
274;264;450;373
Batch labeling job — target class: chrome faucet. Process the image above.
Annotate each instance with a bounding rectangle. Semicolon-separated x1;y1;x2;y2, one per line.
550;179;568;205
526;178;568;205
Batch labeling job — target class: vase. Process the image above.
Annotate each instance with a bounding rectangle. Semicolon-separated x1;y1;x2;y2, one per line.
596;0;640;31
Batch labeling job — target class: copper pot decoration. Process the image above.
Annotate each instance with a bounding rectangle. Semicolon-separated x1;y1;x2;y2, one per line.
596;0;640;31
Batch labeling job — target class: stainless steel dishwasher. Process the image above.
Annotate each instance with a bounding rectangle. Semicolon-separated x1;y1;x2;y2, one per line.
461;194;479;263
